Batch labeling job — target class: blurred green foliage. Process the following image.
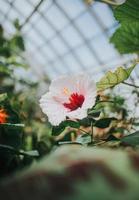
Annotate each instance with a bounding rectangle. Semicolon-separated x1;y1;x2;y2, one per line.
0;21;52;178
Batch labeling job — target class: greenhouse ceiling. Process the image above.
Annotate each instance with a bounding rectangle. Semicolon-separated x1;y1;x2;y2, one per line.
0;0;137;81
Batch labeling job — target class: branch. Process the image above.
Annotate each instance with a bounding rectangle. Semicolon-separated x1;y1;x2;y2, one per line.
122;82;139;89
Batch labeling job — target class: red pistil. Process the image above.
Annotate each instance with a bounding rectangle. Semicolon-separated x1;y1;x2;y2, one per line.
63;93;85;111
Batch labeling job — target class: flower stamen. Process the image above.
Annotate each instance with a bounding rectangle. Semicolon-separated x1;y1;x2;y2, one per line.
63;87;70;96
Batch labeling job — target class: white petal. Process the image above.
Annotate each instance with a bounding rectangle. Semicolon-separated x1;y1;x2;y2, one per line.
50;75;78;95
82;79;97;109
39;92;67;126
82;94;96;110
74;74;93;94
67;108;88;120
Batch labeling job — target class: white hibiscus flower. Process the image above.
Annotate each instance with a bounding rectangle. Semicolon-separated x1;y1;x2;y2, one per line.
39;74;97;126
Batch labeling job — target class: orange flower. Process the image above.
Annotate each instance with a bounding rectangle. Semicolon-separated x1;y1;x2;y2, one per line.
0;109;8;123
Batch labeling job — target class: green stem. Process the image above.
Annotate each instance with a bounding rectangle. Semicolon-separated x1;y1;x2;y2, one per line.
123;82;139;89
91;121;94;142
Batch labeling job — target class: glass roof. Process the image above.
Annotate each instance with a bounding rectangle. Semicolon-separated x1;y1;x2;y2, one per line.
0;0;137;81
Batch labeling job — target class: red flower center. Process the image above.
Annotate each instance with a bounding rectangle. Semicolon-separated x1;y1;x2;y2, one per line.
63;93;85;111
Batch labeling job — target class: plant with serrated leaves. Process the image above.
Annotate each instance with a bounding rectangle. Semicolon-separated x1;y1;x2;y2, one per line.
110;0;139;54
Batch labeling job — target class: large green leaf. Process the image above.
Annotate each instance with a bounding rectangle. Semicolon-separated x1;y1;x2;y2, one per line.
121;131;139;146
52;120;80;136
79;117;95;127
94;117;116;128
97;65;135;90
110;0;139;54
114;0;139;23
110;22;139;54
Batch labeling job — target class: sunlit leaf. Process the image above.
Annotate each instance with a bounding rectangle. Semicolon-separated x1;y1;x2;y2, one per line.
97;65;136;90
0;93;8;102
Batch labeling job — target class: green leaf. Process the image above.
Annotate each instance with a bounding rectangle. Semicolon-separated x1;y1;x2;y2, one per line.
133;122;139;126
0;64;11;77
94;118;116;128
106;135;119;142
0;123;24;149
0;24;4;37
114;0;139;23
0;144;39;157
79;117;95;127
64;120;80;128
121;131;139;146
0;93;8;102
15;35;25;51
13;19;21;30
37;141;52;156
0;123;24;128
110;0;139;54
21;150;39;157
52;123;68;136
52;120;80;136
97;65;136;90
0;46;11;57
10;34;25;52
113;95;125;105
110;22;139;54
88;110;101;118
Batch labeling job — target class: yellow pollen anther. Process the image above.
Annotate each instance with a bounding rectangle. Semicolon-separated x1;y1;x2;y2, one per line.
63;87;70;95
